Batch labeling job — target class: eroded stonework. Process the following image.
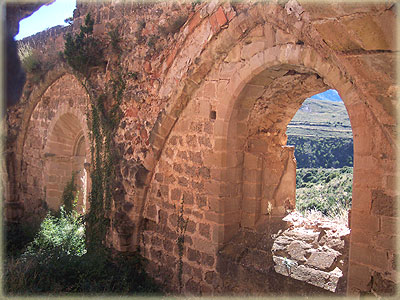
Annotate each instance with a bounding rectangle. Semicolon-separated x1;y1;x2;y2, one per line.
272;212;350;293
5;0;397;296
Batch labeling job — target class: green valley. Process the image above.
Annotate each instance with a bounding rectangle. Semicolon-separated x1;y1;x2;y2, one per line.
287;98;353;169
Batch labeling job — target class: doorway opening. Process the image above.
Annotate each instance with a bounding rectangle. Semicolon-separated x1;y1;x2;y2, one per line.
268;89;353;293
286;89;353;223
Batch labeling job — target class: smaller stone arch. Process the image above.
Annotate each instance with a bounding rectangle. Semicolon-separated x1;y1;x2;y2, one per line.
43;105;90;212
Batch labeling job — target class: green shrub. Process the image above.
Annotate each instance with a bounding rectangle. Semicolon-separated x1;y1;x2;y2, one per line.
287;136;353;168
61;173;78;213
108;26;121;52
22;206;86;261
5;176;160;294
4;206;162;295
296;167;352;220
63;13;104;76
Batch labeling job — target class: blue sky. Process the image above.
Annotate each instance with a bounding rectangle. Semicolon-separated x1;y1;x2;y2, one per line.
311;89;342;102
15;0;76;40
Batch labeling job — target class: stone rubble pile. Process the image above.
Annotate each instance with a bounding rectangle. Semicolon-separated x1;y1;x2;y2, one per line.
272;211;350;292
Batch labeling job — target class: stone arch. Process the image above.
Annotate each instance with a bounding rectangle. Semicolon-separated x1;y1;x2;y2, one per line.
8;65;70;207
144;2;395;179
138;4;268;247
15;66;70;167
203;43;395;293
143;31;395;293
8;68;90;220
43;105;90;212
207;42;394;239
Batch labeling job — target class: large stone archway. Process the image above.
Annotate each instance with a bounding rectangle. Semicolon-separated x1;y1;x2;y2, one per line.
141;6;396;294
205;44;369;242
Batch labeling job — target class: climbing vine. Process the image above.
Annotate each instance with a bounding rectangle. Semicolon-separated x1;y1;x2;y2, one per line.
63;13;125;252
176;196;188;292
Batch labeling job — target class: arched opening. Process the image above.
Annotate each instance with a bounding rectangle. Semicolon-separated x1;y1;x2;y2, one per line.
287;89;353;222
72;133;89;214
44;113;88;213
217;61;355;294
227;64;329;230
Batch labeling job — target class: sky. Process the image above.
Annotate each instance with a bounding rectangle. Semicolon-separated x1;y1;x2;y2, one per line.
311;89;342;102
15;0;76;40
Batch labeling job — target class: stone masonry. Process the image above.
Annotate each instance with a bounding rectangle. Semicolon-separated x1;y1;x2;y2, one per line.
272;212;350;293
5;0;397;296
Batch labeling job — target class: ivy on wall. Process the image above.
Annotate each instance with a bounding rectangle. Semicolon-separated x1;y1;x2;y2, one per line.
63;13;125;252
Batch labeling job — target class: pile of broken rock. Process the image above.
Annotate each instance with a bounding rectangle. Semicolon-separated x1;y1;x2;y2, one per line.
271;211;350;292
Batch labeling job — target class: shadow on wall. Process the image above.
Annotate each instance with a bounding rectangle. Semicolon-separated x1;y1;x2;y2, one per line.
5;2;50;107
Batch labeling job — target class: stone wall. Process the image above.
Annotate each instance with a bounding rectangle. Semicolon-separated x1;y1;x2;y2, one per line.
12;74;89;222
5;0;397;296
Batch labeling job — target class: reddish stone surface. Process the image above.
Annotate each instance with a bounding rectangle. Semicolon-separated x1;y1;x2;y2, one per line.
209;13;220;34
144;61;152;74
215;6;227;27
5;0;397;297
125;106;138;118
188;11;202;34
166;47;178;69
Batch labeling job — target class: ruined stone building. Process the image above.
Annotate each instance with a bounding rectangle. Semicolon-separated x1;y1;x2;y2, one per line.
4;0;397;296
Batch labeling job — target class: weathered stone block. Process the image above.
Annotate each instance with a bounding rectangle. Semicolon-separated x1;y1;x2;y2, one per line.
241;41;266;60
241;212;257;228
306;250;339;270
199;223;211;239
351;188;371;212
371;271;396;296
275;28;296;44
351;243;388;270
371;189;396;217
380;216;397;236
201;252;215;267
287;240;310;262
192;235;217;255
350;211;380;233
348;262;372;293
343;15;392;51
187;247;201;263
373;233;396;251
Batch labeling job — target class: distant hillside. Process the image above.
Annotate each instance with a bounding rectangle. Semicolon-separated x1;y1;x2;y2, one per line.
287;98;353;168
287;98;352;139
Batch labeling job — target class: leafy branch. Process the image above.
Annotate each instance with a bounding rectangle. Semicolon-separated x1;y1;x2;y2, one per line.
63;13;104;76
